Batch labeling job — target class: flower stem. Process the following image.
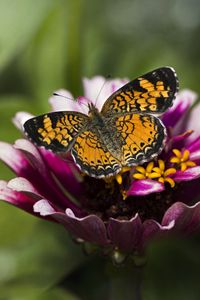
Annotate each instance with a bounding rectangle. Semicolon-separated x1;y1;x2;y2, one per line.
108;264;143;300
135;267;143;300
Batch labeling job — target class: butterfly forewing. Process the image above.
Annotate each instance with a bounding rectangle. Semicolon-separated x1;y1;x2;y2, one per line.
24;111;88;152
101;67;178;116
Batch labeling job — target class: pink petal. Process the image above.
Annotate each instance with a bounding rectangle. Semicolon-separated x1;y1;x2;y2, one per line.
0;141;29;174
12;111;34;131
127;179;164;196
0;180;38;213
0;142;59;205
83;76;128;111
185;102;200;142
34;198;56;215
49;89;73;110
3;141;81;214
83;76;106;107
34;200;109;246
49;89;89;114
108;214;142;252
162;89;197;128
174;166;200;181
7;177;41;197
14;139;46;173
173;90;197;110
187;136;200;161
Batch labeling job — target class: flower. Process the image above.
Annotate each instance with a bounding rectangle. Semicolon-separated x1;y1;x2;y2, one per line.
170;149;196;171
1;76;200;263
133;160;177;187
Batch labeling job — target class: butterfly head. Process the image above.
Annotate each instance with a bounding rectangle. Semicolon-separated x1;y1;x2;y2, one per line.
88;102;99;117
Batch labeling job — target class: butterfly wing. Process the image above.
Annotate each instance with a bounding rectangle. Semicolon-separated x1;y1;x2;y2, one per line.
71;130;121;178
24;111;88;152
101;67;178;116
114;113;166;166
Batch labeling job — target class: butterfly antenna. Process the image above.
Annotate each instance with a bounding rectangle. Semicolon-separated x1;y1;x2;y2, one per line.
53;92;88;108
94;75;111;107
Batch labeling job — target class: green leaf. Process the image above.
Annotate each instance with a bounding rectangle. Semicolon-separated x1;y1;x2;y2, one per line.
0;95;38;180
0;0;55;71
0;95;37;141
0;221;86;292
0;286;80;300
143;237;200;300
20;0;84;111
0;203;37;246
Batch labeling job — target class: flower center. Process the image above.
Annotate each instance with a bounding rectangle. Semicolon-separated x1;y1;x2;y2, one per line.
82;175;189;223
81;148;197;223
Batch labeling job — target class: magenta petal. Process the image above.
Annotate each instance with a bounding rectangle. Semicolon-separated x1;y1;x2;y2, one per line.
7;177;41;197
174;167;200;181
162;101;188;127
39;149;83;198
0;142;29;174
187;136;200;152
162;90;197;128
34;200;109;246
14;139;46;172
128;179;164;196
162;202;200;234
77;96;91;106
171;130;193;145
0;180;38;213
13;140;82;214
187;136;200;161
185;102;200;142
108;214;142;252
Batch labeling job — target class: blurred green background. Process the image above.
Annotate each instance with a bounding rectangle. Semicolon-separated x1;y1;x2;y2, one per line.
0;0;200;299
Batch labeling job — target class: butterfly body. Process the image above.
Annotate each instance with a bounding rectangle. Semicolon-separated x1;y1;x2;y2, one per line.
87;104;124;161
24;67;178;178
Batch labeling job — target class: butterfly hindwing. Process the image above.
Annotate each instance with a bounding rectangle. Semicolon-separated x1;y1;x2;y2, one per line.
71;130;121;178
114;113;166;166
24;111;88;152
101;67;178;116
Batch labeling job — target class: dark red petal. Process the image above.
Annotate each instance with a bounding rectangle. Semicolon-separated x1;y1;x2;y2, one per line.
162;201;200;234
34;200;109;246
108;214;142;252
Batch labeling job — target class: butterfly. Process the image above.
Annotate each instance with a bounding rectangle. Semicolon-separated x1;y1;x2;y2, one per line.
24;67;178;178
